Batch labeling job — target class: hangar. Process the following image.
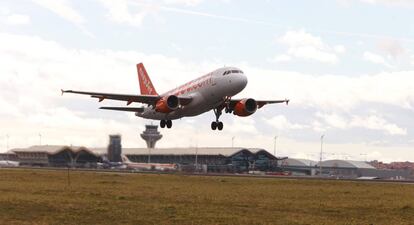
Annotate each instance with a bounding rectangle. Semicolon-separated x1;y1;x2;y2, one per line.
278;159;389;178
279;158;318;176
316;160;411;179
10;146;101;167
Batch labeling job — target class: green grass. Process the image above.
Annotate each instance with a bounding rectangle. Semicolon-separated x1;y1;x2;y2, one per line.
0;169;414;225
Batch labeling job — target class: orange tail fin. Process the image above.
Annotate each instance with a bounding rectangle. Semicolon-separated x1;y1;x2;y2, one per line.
137;63;158;96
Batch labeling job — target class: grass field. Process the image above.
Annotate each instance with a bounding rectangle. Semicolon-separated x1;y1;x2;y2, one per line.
0;169;414;225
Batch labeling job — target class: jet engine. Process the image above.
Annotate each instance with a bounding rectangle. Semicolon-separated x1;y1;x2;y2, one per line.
155;95;179;113
233;98;257;117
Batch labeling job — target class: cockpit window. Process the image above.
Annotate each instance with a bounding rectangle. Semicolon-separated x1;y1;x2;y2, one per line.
223;70;243;75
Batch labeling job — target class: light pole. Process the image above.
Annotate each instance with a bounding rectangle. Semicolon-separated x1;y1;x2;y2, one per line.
6;134;9;151
231;136;235;148
195;144;198;172
273;136;279;168
319;135;324;176
360;153;367;162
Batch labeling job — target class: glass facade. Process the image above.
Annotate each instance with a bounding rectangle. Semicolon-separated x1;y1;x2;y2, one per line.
127;149;277;173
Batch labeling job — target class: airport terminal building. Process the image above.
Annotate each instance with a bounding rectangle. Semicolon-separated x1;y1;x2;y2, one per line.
119;147;278;173
6;145;279;173
5;144;413;179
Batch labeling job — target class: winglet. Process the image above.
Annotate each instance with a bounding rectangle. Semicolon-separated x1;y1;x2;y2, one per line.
61;89;65;96
286;99;290;105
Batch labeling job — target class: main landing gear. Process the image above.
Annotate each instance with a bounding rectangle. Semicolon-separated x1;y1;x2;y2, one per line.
160;120;172;129
211;108;224;131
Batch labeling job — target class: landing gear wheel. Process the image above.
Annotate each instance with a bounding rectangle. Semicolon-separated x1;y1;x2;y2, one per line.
211;121;217;130
166;120;172;129
217;122;223;131
211;108;224;131
160;120;166;128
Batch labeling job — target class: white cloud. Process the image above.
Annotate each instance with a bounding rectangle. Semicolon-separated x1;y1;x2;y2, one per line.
339;0;414;7
0;32;413;160
0;7;9;15
4;14;31;25
227;117;258;135
163;0;204;6
377;39;405;58
359;0;414;7
316;113;407;136
98;0;151;27
266;115;308;130
30;0;93;37
0;32;224;149
31;0;84;24
268;54;291;63
276;29;342;64
311;120;327;133
363;51;390;67
333;45;346;54
97;0;206;27
350;115;407;136
242;67;414;111
316;113;348;129
0;7;30;26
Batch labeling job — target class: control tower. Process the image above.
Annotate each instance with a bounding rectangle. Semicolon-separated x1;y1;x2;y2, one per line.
140;124;162;148
108;135;122;162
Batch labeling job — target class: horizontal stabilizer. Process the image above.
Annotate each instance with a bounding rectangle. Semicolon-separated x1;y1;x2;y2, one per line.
100;107;145;113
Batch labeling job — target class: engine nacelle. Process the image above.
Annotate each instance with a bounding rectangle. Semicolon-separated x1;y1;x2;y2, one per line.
233;98;257;117
155;95;179;113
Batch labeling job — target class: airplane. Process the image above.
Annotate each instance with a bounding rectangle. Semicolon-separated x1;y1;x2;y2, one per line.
62;63;289;130
97;155;177;171
122;156;178;171
125;162;178;171
0;160;19;167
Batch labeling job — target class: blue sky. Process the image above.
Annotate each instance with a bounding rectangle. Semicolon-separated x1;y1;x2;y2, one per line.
0;0;414;162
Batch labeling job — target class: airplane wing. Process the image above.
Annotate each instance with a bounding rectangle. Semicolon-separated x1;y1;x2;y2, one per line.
229;99;289;109
100;107;145;112
61;90;192;106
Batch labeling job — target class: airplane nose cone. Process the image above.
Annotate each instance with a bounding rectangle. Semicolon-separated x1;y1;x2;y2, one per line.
239;73;248;88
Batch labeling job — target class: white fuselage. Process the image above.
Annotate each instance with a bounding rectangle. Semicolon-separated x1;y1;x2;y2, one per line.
137;67;248;120
0;160;19;167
